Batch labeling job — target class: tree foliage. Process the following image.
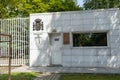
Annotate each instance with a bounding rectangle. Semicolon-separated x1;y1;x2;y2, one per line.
0;0;82;18
0;0;19;18
83;0;120;10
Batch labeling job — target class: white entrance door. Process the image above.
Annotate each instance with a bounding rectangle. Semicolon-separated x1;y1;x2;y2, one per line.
51;33;62;65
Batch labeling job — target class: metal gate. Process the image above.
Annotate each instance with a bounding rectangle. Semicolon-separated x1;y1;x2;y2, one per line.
0;18;29;66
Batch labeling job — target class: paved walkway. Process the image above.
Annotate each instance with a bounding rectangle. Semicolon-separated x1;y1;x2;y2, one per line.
12;66;120;74
33;73;60;80
11;66;120;80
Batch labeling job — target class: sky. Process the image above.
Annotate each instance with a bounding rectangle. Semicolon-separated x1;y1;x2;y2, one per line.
77;0;84;7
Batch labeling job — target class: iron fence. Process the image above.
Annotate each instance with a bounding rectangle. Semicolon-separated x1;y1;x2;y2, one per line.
0;18;29;66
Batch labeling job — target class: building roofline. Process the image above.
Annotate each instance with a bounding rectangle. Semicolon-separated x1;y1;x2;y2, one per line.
30;8;119;16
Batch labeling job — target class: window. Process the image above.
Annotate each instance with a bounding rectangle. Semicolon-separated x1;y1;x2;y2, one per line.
73;32;107;47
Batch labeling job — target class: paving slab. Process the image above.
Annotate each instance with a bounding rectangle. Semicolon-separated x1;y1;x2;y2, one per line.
12;66;120;74
33;73;60;80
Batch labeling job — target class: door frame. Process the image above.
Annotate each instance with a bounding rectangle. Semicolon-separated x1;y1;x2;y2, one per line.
49;33;62;66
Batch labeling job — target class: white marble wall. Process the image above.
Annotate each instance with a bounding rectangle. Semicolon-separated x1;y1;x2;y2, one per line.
30;8;120;67
29;33;50;66
62;48;111;67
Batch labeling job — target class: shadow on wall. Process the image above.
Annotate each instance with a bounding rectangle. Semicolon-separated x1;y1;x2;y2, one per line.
31;9;120;68
31;12;66;67
31;33;49;66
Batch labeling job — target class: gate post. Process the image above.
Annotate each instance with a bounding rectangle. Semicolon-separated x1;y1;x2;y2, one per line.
8;35;12;80
0;34;12;80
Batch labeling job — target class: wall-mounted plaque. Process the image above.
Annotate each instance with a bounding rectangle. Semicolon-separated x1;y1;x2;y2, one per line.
63;33;70;45
54;38;59;41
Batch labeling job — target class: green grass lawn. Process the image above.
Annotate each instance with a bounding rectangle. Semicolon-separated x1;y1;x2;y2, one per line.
0;72;39;80
60;74;120;80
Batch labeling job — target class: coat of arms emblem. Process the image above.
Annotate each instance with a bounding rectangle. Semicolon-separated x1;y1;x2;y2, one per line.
33;18;43;31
